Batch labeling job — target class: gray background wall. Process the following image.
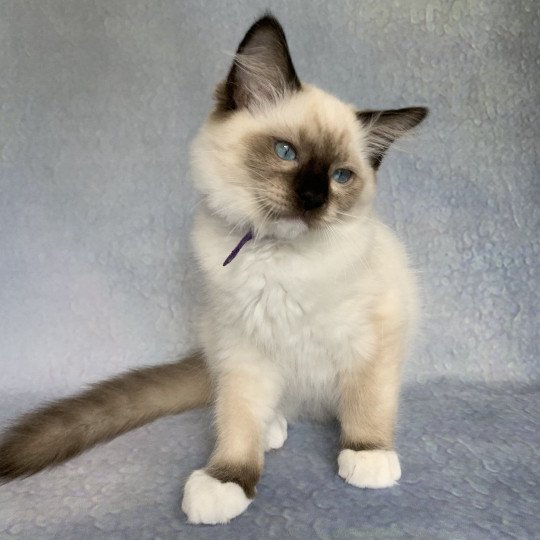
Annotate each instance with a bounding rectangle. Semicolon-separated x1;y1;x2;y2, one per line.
0;2;538;538
1;0;538;402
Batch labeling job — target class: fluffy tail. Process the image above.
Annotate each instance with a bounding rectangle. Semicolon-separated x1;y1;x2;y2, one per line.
0;351;211;480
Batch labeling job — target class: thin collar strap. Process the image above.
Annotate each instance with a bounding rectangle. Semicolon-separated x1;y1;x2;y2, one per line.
222;230;254;266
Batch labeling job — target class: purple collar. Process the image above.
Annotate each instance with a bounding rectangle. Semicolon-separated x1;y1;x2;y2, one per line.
222;230;254;266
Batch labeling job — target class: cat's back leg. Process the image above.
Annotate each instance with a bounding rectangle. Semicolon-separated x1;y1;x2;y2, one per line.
264;413;288;451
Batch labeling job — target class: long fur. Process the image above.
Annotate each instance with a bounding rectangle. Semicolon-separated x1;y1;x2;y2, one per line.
0;352;210;479
0;14;427;524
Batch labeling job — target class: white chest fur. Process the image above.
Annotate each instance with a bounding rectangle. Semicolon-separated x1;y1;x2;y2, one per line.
193;212;390;416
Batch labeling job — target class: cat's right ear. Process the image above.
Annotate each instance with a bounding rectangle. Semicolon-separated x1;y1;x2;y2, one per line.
215;14;301;112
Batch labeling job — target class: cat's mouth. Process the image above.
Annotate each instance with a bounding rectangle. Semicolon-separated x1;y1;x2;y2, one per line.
254;201;334;240
254;202;328;241
257;201;326;233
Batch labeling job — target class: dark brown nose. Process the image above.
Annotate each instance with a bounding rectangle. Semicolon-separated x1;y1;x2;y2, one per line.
294;158;329;212
298;189;327;211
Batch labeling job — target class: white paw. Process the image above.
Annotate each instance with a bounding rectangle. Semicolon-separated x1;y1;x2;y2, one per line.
265;415;288;451
338;449;401;489
181;469;251;524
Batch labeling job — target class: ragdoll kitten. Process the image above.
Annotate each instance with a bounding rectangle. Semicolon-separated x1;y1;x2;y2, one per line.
0;15;427;524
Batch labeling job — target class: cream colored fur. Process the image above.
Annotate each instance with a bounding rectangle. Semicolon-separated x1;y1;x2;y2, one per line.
0;15;424;527
193;85;376;236
184;81;419;523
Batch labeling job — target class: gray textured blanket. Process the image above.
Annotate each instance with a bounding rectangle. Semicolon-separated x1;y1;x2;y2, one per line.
1;1;538;538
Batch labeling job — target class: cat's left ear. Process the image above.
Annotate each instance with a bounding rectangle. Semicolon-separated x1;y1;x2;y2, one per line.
356;107;428;169
217;14;301;112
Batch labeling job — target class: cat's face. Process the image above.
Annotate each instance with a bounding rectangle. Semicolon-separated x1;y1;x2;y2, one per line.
191;16;427;239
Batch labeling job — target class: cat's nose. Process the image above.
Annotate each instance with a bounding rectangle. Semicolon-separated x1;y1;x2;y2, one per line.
298;189;327;211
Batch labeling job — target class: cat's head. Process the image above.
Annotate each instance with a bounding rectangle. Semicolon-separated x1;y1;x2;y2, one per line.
192;14;427;239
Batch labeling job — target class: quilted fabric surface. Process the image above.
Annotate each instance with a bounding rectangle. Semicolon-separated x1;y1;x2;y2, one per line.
0;1;538;538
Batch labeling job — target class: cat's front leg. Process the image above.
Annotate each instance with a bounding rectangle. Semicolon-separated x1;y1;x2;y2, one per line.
337;320;404;489
182;359;281;524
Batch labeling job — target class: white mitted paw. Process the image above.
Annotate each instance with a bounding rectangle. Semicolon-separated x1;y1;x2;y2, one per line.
181;469;251;524
265;415;288;451
338;449;401;489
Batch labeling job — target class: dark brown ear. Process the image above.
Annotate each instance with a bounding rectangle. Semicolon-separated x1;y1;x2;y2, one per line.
217;14;301;112
356;107;428;169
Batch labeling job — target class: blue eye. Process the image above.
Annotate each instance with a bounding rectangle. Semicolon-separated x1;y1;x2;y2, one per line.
275;141;296;161
332;169;353;184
